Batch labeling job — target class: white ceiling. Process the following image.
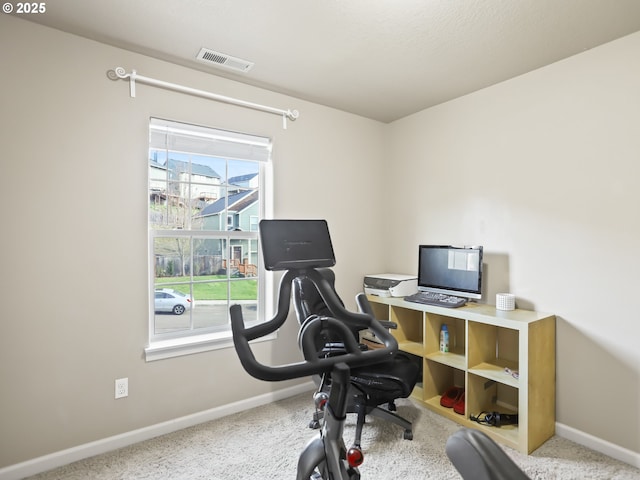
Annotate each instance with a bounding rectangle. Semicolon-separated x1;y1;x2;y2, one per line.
22;0;640;123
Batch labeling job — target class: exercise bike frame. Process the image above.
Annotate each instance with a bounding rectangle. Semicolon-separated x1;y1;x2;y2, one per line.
297;363;355;480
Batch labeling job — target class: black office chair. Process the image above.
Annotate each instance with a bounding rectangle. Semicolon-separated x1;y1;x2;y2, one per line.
446;428;531;480
293;268;421;447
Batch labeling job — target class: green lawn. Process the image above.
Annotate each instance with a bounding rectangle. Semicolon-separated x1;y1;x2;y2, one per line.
155;275;257;300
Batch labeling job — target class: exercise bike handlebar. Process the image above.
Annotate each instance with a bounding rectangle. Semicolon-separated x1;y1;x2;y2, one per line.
230;268;399;382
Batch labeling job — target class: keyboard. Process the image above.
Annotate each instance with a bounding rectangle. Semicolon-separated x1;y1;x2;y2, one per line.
404;291;467;308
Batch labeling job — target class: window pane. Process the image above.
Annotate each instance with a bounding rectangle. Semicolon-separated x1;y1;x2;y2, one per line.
229;159;259;187
231;279;258;324
193;238;226;278
230;189;259;231
154;237;191;277
192;281;229;332
187;156;224;212
153;283;193;334
192;155;226;184
228;238;259;276
193;187;228;232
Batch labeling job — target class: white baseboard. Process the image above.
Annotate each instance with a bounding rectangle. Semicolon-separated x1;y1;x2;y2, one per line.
0;382;314;480
556;422;640;469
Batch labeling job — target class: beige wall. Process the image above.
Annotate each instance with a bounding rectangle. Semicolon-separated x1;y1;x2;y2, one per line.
1;13;639;471
385;31;640;454
0;16;386;468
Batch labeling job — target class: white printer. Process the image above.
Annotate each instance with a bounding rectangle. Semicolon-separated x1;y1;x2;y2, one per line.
363;273;418;297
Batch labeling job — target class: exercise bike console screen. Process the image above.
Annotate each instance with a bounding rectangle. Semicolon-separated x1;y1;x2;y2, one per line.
260;219;336;271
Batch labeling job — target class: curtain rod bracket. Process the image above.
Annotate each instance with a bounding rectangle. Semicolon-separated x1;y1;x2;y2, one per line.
129;70;137;98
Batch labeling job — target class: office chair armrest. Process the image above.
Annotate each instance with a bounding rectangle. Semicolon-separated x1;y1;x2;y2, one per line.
355;293;397;329
377;320;397;329
305;270;374;329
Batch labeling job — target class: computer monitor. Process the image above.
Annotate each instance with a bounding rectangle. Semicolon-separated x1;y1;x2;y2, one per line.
417;245;483;300
260;219;336;271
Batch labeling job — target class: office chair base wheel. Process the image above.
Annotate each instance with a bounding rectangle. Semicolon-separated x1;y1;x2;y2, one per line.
309;419;321;429
404;429;413;440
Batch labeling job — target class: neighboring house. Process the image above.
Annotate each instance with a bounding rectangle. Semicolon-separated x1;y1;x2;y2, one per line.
194;189;260;274
167;158;222;206
195;189;259;231
149;158;222;208
229;172;258;189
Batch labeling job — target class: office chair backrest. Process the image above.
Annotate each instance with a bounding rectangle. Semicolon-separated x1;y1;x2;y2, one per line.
293;269;364;353
293;268;341;319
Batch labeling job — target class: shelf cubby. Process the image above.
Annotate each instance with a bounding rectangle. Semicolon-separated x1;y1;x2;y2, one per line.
423;359;466;422
389;305;424;357
467;372;520;448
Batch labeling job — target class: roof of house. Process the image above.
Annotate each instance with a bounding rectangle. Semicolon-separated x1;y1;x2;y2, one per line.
197;190;258;217
167;159;221;179
229;172;258;185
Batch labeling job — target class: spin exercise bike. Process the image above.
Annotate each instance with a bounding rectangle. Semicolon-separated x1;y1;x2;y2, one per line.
230;220;400;480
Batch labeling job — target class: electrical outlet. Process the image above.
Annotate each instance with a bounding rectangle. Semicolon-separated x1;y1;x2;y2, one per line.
115;378;128;399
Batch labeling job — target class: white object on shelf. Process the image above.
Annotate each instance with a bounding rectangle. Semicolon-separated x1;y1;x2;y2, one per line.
496;293;515;311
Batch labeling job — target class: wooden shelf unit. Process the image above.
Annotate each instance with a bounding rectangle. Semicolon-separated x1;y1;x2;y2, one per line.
367;295;556;454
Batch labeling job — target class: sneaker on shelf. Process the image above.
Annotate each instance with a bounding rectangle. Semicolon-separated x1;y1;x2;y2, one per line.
440;386;464;408
453;392;465;415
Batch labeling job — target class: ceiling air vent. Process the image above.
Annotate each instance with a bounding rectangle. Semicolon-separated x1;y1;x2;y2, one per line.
196;48;254;73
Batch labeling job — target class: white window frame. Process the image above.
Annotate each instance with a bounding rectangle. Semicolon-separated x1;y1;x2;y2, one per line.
145;118;274;361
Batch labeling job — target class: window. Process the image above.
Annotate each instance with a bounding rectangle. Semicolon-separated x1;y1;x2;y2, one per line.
146;118;272;359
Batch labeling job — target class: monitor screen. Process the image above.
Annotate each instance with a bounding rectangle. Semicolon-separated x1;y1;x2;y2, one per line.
260;219;336;271
417;245;483;300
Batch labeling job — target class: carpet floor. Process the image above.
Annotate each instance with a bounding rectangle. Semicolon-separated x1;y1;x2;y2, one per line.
25;392;640;479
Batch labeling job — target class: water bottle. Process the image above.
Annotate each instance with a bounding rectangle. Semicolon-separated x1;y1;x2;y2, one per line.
440;325;449;353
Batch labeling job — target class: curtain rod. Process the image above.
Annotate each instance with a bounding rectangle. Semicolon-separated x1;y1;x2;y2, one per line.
108;67;299;129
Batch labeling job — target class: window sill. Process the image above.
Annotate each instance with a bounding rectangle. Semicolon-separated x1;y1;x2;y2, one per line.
145;331;277;362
